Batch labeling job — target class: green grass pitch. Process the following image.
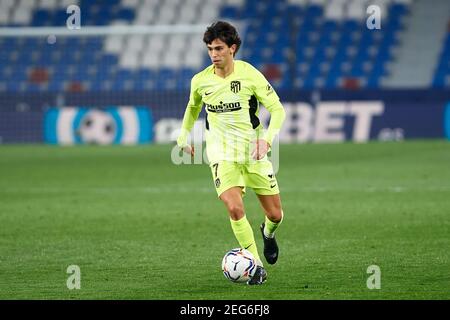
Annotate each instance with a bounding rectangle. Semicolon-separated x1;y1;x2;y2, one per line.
0;141;449;299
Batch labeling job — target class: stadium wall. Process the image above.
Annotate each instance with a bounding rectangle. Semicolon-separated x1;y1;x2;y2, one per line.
0;89;449;144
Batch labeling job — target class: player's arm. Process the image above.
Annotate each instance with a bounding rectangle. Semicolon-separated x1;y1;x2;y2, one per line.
261;99;285;147
176;76;202;154
251;68;286;159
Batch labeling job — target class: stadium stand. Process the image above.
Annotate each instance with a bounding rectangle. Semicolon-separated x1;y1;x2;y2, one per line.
0;0;448;93
434;26;450;87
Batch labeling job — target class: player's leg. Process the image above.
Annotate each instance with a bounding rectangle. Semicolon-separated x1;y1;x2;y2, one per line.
257;193;283;264
221;187;267;285
257;193;284;238
210;162;263;267
219;187;263;266
244;160;283;265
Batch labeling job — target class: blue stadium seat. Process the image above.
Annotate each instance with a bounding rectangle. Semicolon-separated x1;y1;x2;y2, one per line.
306;4;323;17
7;81;22;92
54;10;69;26
220;6;241;19
325;71;340;88
32;10;53;27
101;55;118;66
48;80;65;92
1;0;444;92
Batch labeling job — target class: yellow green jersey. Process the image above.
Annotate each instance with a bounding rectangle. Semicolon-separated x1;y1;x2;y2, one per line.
177;60;285;164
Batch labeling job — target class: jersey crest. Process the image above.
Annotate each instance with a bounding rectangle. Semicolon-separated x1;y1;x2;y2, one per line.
230;81;241;93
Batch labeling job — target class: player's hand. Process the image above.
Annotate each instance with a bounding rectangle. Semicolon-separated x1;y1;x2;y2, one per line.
182;145;195;156
251;139;270;160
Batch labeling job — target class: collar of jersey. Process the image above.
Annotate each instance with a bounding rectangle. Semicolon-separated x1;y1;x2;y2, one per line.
212;61;237;81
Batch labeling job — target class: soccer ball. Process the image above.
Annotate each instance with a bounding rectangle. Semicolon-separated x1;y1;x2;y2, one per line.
221;248;257;283
77;109;116;145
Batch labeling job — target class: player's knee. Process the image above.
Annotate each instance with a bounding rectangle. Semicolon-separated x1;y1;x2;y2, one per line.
227;204;245;221
267;208;283;223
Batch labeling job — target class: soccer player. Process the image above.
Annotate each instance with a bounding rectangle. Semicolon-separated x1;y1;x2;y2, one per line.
176;21;286;285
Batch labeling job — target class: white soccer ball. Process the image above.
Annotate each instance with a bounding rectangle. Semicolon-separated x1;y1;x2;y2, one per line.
77;109;116;145
221;248;257;283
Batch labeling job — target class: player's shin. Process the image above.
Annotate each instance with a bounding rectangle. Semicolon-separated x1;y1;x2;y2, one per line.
230;216;263;266
264;210;284;238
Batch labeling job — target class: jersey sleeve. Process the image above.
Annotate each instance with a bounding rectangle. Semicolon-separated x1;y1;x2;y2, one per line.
250;67;286;146
251;67;281;108
176;75;203;148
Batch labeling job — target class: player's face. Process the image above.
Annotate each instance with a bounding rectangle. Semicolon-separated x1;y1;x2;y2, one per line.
207;38;236;68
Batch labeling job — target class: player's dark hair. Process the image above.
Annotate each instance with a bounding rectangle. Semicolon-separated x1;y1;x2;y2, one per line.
203;21;242;56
